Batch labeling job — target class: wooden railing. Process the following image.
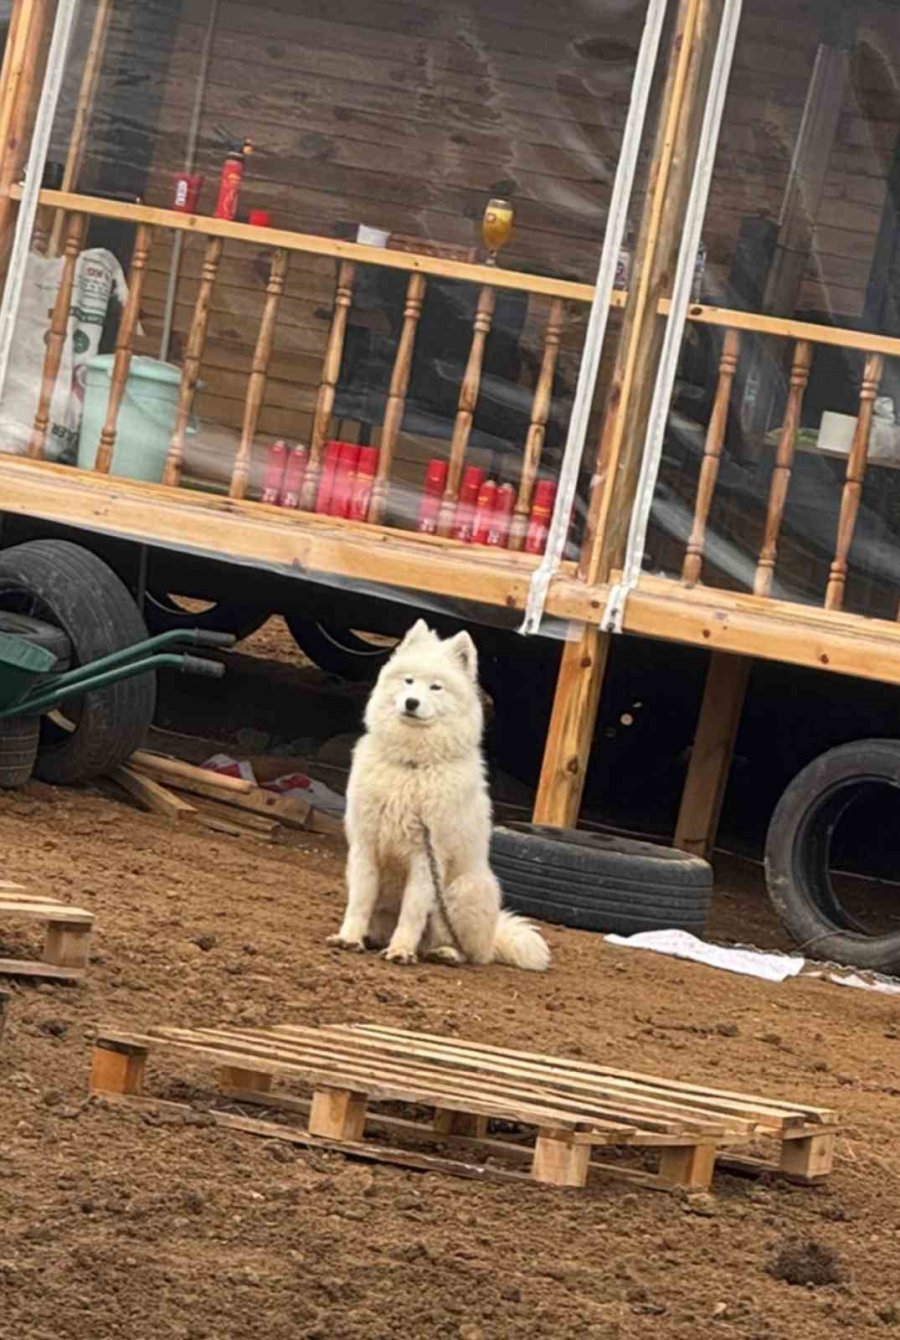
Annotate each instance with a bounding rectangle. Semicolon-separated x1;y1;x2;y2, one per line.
678;323;895;616
11;187;900;615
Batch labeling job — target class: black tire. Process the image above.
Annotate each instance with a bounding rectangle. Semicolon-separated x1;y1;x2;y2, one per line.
0;715;40;788
0;540;156;784
491;823;713;935
286;617;394;681
144;591;267;642
765;738;900;971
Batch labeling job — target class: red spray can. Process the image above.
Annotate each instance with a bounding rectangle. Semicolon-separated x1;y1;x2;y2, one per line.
214;139;253;221
279;445;308;508
471;479;497;545
451;466;485;543
349;446;379;522
261;440;287;504
330;443;361;518
524;479;557;555
486;482;515;548
315;441;343;514
416;458;448;534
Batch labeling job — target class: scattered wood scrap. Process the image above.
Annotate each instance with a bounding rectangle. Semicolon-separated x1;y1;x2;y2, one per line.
107;750;342;845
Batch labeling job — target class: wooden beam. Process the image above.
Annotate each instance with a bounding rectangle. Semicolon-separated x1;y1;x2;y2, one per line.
682;329;741;584
0;0;46;262
92;224;154;474
229;248;289;500
532;626;611;828
674;652;751;858
369;271;426;525
27;211;86;459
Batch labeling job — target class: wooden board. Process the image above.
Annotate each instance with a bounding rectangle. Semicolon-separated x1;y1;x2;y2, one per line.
89;1021;839;1191
0;887;94;981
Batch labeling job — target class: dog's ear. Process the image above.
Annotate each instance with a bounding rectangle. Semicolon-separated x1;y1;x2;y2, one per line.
400;618;432;649
445;631;478;680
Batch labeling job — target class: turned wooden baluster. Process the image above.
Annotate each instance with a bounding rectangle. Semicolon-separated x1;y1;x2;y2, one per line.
510;297;564;551
436;284;496;537
824;351;884;611
681;329;741;585
301;260;356;510
753;339;812;597
369;271;426;525
27;212;86;460
230;249;290;500
162;235;224;489
93;224;154;474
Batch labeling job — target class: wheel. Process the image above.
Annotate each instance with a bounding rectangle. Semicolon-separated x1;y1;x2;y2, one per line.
490;824;712;935
0;715;40;788
765;739;900;971
286;616;395;681
0;540;156;784
144;591;267;641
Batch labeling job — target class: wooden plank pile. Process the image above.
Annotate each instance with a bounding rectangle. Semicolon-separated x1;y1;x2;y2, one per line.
0;881;94;981
90;1021;840;1195
108;750;343;843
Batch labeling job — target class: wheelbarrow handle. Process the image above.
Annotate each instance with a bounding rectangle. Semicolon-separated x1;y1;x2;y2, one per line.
180;655;226;679
190;631;237;649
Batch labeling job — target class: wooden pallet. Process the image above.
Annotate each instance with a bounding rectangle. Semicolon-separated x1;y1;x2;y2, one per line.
0;882;94;981
89;1022;839;1192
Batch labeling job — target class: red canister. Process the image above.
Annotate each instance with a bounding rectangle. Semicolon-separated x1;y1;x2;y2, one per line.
524;479;557;555
173;172;204;214
451;466;485;543
416;458;448;534
486;482;515;548
315;441;343;514
330;443;361;518
349;446;379;522
471;479;497;545
261;440;287;504
214;139;253;221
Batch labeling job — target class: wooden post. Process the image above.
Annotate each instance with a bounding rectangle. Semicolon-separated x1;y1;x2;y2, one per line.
162;235;223;488
510;297;564;551
47;0;113;257
308;1086;368;1141
27;210;85;460
90;1041;147;1096
753;340;812;596
219;1066;273;1094
93;224;153;474
0;0;47;261
369;271;426;525
44;919;90;970
825;352;883;611
682;328;741;584
658;1142;717;1189
433;1109;489;1139
533;626;611;827
533;0;714;829
531;1129;591;1188
229;247;289;500
674;651;751;858
779;1130;835;1181
436;284;496;536
301;260;355;509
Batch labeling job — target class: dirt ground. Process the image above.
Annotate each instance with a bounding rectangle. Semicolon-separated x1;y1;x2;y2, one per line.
3;633;900;1338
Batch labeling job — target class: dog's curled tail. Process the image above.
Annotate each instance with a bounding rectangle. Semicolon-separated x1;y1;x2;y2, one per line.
492;908;551;972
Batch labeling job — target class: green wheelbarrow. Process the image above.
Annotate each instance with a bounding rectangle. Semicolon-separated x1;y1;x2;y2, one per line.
0;619;234;789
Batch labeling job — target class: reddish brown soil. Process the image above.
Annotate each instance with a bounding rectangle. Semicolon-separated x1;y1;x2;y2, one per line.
2;629;900;1337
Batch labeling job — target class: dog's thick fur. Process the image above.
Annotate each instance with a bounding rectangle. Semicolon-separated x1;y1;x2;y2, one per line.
329;620;550;971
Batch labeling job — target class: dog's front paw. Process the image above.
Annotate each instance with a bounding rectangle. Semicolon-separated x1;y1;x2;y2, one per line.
381;945;418;966
426;945;463;966
327;933;367;953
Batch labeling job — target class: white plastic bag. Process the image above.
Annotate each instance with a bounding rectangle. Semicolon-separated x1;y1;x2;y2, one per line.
0;247;128;462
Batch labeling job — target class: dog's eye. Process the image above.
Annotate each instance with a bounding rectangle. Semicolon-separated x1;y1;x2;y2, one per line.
430;683;443;692
404;677;414;686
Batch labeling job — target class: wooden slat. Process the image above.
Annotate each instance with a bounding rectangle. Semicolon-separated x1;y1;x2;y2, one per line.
510;296;564;551
354;1025;836;1124
229;248;290;500
753;340;813;597
162;235;224;488
0;899;92;924
110;764;197;822
681;329;740;585
27;212;86;460
369;271;426;525
674;651;751;859
301;260;356;509
824;352;884;611
436;284;497;536
0;957;85;980
533;625;611;827
93;224;154;474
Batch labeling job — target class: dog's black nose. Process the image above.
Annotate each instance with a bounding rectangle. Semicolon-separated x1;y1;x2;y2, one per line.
405;697;419;714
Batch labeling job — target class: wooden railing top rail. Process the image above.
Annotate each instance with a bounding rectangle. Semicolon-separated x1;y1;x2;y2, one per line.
19;188;900;362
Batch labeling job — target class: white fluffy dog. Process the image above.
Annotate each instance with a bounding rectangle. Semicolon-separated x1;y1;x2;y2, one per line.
329;620;550;971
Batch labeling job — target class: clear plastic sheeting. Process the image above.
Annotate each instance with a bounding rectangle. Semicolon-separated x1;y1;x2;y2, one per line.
0;0;671;637
640;0;900;624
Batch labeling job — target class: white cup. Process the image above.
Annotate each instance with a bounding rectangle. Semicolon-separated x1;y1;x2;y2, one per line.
356;224;390;247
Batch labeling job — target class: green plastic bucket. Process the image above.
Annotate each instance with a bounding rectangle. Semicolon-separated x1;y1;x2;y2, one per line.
77;355;192;483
